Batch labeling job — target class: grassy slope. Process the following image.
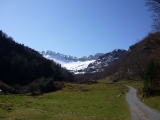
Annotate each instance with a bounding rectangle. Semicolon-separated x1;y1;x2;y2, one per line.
0;79;159;120
142;96;160;112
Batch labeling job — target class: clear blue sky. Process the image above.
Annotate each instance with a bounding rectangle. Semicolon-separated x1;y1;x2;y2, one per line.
0;0;152;57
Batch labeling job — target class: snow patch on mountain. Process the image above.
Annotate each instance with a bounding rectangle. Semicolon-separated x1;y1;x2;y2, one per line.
63;60;95;74
41;51;97;74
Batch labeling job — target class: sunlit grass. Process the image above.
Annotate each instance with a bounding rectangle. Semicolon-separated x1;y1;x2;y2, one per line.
0;78;149;120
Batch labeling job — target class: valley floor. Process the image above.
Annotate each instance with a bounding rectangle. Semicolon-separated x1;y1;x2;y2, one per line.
0;79;159;120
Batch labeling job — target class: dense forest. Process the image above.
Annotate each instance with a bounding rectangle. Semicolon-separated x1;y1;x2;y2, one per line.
0;30;74;93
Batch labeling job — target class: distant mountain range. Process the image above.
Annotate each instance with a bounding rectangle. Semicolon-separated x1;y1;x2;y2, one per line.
40;49;126;74
41;50;104;61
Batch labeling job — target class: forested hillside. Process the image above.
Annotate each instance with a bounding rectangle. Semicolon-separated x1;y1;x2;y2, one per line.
75;32;160;84
104;32;160;80
0;30;73;92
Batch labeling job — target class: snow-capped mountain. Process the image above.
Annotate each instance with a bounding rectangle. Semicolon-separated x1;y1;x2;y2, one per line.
40;51;103;74
41;49;126;74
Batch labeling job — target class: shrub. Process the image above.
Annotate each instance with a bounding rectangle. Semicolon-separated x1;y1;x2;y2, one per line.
38;77;55;93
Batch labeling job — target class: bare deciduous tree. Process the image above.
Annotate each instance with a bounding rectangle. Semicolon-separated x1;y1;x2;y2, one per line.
146;0;160;31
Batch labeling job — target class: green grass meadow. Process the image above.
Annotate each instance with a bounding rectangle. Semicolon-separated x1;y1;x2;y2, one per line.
0;79;159;120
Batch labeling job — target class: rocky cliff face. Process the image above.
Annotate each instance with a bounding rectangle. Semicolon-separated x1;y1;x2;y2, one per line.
85;49;126;73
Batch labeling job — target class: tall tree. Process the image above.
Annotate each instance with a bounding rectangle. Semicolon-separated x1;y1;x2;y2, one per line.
146;0;160;31
143;60;159;95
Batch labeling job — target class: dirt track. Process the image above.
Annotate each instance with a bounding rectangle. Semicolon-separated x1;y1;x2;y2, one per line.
126;86;160;120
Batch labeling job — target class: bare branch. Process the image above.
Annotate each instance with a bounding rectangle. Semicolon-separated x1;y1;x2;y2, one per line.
146;0;160;31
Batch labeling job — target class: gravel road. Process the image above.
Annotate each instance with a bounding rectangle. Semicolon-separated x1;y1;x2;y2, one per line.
126;86;160;120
